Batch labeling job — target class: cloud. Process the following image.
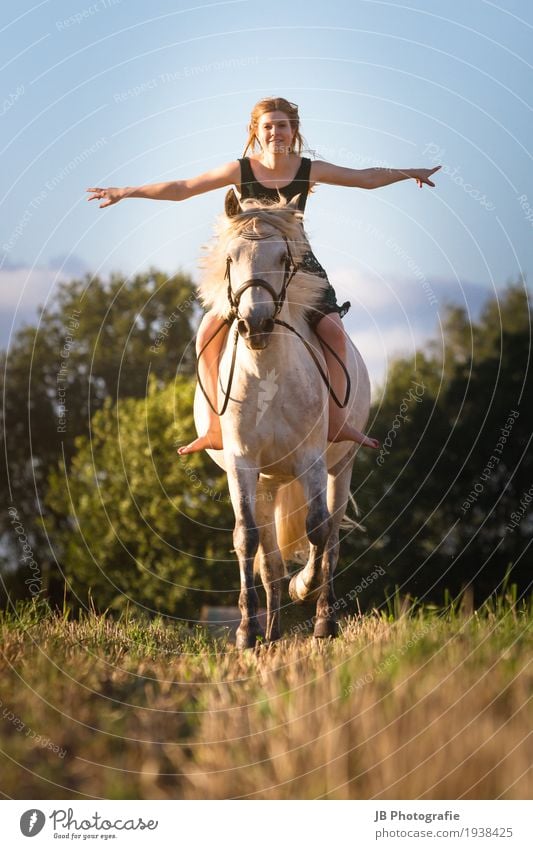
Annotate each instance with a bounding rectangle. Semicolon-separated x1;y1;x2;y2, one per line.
332;270;491;387
0;256;88;351
0;259;492;390
333;267;489;318
47;254;89;276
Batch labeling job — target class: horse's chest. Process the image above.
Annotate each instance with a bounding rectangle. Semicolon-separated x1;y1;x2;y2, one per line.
225;396;326;474
218;339;328;464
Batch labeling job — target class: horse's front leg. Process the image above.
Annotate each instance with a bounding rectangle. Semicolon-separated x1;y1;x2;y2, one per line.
313;449;357;638
226;458;264;649
255;477;284;642
288;457;333;609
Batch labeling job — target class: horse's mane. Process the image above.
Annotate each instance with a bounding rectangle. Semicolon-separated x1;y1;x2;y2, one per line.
198;197;329;322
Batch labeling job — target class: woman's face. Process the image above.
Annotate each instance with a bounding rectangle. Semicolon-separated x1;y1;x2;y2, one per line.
256;110;296;154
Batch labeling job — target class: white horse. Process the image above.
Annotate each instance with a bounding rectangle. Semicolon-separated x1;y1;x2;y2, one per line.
193;194;371;647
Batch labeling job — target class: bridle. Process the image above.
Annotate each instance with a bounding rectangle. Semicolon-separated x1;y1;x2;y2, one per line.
225;232;298;321
196;225;351;417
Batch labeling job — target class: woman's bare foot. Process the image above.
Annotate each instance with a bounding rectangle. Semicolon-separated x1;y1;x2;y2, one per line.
328;423;379;448
177;429;223;455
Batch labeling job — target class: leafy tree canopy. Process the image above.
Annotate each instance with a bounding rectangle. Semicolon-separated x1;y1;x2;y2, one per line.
44;376;236;618
343;281;532;606
1;268;199;603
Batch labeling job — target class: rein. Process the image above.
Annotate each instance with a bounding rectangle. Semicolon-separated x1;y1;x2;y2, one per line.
196;226;351;416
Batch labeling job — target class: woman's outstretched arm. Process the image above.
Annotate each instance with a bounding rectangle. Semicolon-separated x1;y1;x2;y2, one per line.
311;161;441;190
87;160;240;208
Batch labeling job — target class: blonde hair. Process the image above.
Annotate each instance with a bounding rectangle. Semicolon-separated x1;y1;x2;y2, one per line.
243;97;306;156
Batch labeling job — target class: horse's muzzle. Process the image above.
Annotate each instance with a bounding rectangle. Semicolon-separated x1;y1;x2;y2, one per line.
237;317;275;349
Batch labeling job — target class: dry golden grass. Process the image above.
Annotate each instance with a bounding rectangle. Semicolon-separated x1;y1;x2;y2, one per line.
0;598;530;799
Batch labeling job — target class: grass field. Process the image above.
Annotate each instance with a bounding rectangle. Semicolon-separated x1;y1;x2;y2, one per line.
0;593;531;800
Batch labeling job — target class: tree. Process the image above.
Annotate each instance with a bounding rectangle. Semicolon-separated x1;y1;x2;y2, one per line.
1;268;198;606
341;282;532;606
44;377;236;618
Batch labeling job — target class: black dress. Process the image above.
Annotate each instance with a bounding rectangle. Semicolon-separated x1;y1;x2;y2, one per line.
238;157;350;326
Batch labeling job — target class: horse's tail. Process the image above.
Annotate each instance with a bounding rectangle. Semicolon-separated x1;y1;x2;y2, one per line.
274;479;309;565
340;491;366;532
253;482;365;576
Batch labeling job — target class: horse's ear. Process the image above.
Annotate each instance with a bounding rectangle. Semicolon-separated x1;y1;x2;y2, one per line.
225;188;242;217
286;194;302;211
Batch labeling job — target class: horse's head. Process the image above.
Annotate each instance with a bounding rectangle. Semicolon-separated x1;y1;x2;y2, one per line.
224;193;302;350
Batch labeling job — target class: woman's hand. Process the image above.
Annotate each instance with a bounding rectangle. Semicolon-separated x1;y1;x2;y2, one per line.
413;165;441;188
86;186;127;208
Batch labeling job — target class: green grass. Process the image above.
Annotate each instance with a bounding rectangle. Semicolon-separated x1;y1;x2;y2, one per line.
0;593;531;799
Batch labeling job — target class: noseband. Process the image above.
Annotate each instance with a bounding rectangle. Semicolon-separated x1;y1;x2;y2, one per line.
224;232;298;321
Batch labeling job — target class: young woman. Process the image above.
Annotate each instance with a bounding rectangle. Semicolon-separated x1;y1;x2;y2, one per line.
88;97;440;455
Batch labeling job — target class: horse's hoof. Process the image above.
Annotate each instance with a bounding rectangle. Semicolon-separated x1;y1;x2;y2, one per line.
313;617;338;639
289;573;320;604
235;624;264;650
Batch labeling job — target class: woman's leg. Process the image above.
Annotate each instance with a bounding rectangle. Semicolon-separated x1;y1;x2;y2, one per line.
177;312;229;455
314;313;379;448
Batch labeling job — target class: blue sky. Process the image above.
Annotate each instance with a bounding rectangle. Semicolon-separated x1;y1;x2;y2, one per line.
1;0;532;382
